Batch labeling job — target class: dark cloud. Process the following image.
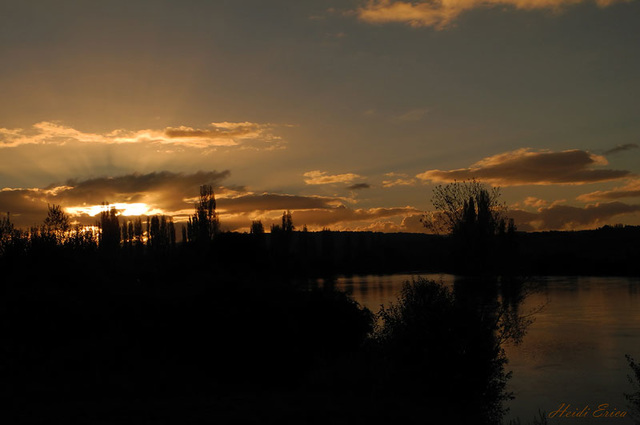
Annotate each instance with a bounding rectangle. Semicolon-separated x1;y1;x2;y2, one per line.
0;189;50;226
417;148;630;186
291;206;420;229
164;123;269;140
218;194;339;213
603;143;639;156
1;170;423;233
347;183;371;190
0;171;231;227
50;170;231;212
510;201;640;231
204;206;422;233
1;170;419;232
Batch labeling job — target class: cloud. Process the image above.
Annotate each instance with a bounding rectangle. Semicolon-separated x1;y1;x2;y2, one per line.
347;183;371;190
416;148;631;186
0;188;51;226
54;171;230;210
214;194;419;231
0;171;231;227
603;143;639;155
286;206;421;229
0;171;421;233
577;179;640;201
351;213;428;233
303;170;363;185
0;121;283;149
510;201;640;231
214;207;422;233
523;197;549;208
217;193;343;213
382;172;417;187
355;0;628;29
195;199;421;233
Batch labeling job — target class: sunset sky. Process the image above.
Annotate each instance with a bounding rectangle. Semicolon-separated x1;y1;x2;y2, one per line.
1;0;639;232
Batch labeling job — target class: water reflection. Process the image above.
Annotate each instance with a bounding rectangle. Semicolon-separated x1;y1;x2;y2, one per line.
329;273;640;424
324;273;457;311
368;276;518;424
504;276;640;424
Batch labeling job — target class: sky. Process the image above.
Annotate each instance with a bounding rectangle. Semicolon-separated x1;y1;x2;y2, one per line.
1;0;639;232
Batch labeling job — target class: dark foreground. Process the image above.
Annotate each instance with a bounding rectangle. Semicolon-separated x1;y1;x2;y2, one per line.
1;244;532;425
2;219;639;424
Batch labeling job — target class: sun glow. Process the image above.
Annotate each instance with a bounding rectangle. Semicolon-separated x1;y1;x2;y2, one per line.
66;203;164;217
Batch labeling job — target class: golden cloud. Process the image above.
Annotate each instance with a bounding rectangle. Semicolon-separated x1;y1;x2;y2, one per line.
510;201;640;231
0;171;421;232
0;121;283;149
382;172;417;187
356;0;628;29
346;213;428;233
523;196;549;208
577;179;640;201
416;148;630;186
217;206;422;233
303;170;363;185
0;171;231;227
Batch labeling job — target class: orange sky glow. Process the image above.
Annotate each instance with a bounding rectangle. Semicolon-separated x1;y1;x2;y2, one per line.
1;0;639;233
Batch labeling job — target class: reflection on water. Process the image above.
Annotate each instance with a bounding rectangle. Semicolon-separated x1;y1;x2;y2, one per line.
328;274;640;424
323;273;457;311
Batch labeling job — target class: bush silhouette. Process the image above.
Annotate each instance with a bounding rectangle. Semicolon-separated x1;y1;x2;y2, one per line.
625;354;640;423
372;278;513;424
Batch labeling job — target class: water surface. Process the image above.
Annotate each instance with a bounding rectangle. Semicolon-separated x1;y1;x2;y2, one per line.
329;274;640;424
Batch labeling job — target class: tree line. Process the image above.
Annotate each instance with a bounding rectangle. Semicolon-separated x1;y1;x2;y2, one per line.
0;180;522;276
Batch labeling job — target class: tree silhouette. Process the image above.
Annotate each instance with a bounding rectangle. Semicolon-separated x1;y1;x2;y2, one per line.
422;179;514;274
181;225;187;245
133;217;143;246
374;278;517;424
282;210;294;233
250;220;264;235
423;179;505;236
270;211;294;234
99;204;120;251
0;212;18;255
625;354;640;423
43;204;70;242
121;220;130;245
168;218;176;248
187;184;219;244
147;215;176;250
269;211;295;269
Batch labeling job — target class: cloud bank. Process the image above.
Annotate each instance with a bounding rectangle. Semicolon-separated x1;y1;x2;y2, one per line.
0;121;283;150
0;171;231;227
417;148;631;186
0;171;420;232
577;179;640;201
511;201;640;231
356;0;628;29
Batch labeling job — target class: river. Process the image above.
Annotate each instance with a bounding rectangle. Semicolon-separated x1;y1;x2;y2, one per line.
322;273;640;424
